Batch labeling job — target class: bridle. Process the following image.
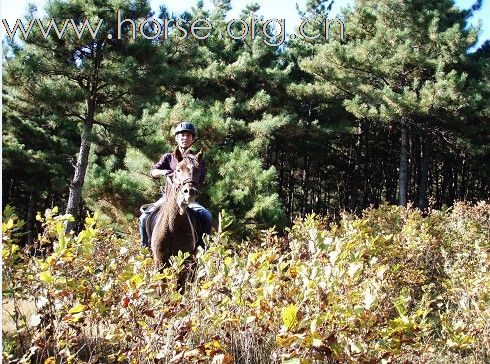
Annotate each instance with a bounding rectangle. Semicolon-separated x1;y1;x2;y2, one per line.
167;156;200;194
165;158;201;248
177;177;198;191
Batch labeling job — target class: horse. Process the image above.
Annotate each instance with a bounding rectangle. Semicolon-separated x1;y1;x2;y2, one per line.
148;150;203;290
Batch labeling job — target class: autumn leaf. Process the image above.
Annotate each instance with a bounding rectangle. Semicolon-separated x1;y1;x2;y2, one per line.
44;357;56;364
39;270;55;284
348;262;363;278
283;358;301;364
130;274;144;287
68;303;86;314
282;304;299;330
211;352;233;364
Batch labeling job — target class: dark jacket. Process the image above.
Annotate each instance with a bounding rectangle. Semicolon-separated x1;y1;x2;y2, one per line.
151;146;206;186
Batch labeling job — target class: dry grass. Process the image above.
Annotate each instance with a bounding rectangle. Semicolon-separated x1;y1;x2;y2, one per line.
3;202;489;363
2;299;37;333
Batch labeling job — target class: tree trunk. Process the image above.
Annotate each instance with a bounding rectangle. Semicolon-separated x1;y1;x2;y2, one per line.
460;159;467;200
442;162;450;205
5;178;14;203
418;122;430;210
65;100;95;232
450;167;457;203
278;146;284;197
350;121;362;211
26;189;36;245
435;163;441;205
288;164;295;223
301;155;309;216
398;118;409;206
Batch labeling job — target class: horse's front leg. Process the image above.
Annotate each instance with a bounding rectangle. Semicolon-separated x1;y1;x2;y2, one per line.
176;255;197;293
150;241;164;269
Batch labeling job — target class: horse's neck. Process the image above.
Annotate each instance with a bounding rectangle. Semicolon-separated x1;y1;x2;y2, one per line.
161;188;186;229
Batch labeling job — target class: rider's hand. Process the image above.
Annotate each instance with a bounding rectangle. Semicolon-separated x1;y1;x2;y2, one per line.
150;169;173;178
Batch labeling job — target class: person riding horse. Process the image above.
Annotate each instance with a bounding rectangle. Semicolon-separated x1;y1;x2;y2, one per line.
139;122;212;248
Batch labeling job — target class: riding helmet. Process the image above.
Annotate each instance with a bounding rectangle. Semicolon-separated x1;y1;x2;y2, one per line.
174;121;196;137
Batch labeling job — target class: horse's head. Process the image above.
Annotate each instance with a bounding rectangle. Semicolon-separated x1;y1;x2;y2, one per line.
172;150;203;214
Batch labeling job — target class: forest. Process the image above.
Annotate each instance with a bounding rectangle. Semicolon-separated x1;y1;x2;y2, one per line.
2;0;489;362
3;0;488;239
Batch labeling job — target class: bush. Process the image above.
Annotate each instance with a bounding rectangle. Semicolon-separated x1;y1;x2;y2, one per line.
2;202;489;363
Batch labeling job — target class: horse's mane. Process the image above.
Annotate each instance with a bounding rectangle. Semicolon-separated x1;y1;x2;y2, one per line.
173;146;200;162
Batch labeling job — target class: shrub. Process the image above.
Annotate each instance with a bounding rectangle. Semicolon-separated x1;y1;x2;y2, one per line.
2;202;489;363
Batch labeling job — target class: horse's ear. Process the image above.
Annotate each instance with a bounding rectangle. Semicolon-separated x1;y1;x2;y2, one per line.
196;150;203;162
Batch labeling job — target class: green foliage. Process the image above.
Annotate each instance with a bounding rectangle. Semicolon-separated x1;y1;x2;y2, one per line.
291;0;489;210
301;0;481;123
2;0;164;227
3;202;489;363
210;147;287;237
83;147;159;226
2;0;488;250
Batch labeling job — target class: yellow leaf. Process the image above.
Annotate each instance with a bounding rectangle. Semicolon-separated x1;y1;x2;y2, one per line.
130;274;144;287
224;256;233;267
11;244;20;254
276;333;297;348
282;304;299;330
39;271;55;284
376;265;388;279
329;249;339;266
44;357;56;364
212;339;221;349
312;336;323;348
249;252;260;264
349;339;362;353
68;304;86;314
283;358;301;364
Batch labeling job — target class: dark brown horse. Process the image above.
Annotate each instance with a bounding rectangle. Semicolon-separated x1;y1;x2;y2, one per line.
149;150;203;288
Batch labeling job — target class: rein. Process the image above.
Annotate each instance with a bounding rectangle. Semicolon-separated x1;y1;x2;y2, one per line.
164;156;199;191
167;176;199;193
165;170;200;250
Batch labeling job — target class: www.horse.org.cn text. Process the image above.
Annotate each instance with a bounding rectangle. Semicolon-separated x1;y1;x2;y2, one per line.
2;10;345;47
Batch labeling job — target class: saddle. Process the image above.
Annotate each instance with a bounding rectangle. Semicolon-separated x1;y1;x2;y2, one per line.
143;203;202;248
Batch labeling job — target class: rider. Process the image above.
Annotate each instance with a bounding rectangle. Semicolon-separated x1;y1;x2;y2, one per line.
139;121;212;248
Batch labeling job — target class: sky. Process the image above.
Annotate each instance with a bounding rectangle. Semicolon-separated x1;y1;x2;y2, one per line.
0;0;489;48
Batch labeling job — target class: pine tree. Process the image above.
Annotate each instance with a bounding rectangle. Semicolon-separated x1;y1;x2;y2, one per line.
131;2;292;238
3;0;162;230
300;0;481;206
